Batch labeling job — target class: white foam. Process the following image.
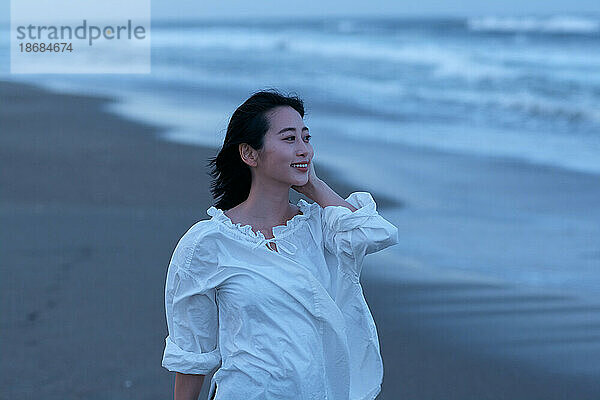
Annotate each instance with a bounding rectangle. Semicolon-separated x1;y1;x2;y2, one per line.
414;87;600;125
310;114;600;176
468;15;600;34
150;26;516;83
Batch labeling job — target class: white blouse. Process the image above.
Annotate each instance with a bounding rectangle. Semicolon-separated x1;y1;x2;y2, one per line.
162;191;399;400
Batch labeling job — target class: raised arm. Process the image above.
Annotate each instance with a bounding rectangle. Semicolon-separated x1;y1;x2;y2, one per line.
291;161;357;212
319;190;399;280
308;179;359;212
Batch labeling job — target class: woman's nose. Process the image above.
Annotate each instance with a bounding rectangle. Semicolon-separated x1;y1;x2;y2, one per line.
296;139;310;154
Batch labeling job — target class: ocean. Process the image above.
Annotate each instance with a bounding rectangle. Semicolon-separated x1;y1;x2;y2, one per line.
2;15;599;173
1;15;599;296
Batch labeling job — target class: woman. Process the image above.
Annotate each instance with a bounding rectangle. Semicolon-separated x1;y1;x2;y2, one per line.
161;90;399;400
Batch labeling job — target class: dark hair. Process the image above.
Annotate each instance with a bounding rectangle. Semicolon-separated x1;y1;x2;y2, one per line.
207;89;305;211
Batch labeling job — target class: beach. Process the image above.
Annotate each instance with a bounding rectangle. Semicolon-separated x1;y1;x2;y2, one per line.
2;79;600;400
0;80;384;399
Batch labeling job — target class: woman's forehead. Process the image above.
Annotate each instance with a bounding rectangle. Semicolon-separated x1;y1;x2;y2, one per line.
267;106;305;132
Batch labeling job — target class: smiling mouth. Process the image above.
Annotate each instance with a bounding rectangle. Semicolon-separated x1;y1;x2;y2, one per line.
290;162;309;168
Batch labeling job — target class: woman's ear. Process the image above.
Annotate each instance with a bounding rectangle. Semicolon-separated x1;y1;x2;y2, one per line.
239;143;258;167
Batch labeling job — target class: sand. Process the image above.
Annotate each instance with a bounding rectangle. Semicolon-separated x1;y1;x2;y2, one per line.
1;80;599;399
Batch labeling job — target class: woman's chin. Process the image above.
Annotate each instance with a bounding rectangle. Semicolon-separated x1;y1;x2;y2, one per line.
292;177;309;186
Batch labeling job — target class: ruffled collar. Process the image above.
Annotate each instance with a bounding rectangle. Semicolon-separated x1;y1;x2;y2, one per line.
206;198;317;243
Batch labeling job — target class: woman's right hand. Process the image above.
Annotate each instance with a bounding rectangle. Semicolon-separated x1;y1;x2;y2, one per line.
291;159;323;201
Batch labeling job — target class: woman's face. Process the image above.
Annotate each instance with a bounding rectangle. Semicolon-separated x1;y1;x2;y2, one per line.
254;105;313;187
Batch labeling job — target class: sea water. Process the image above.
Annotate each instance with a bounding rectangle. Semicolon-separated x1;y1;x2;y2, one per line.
1;15;599;296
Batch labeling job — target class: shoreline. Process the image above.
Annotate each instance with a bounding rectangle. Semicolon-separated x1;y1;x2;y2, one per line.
0;79;400;211
2;79;599;399
0;80;397;400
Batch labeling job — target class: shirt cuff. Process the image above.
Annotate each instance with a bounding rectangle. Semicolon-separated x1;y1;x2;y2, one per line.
162;335;221;375
321;192;379;233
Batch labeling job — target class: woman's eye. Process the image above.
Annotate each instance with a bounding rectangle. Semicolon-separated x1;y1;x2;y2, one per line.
285;135;311;141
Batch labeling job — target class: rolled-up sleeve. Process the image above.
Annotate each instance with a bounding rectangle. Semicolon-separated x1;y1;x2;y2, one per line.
321;191;399;279
162;230;221;375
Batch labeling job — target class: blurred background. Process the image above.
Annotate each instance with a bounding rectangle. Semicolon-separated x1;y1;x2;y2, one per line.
1;0;600;399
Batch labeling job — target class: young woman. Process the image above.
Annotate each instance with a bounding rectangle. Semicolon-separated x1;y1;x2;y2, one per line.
161;90;399;400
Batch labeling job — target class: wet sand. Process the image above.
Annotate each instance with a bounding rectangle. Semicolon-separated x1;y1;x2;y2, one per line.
1;80;599;399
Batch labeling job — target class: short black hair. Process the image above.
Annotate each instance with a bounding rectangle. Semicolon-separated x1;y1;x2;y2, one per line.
206;89;305;210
